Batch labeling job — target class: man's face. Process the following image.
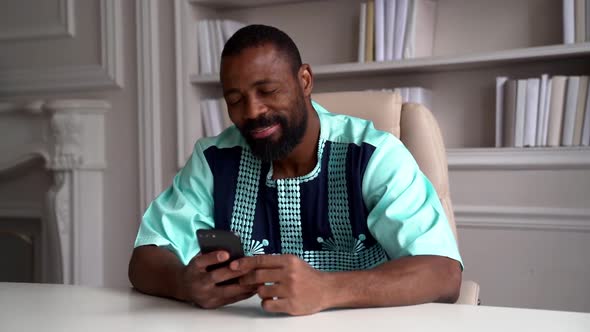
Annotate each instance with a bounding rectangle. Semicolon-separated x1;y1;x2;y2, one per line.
220;44;307;162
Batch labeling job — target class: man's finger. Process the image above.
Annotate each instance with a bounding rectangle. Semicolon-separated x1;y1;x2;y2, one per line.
193;250;229;271
230;254;287;271
208;266;248;284
261;298;291;314
220;289;258;307
256;283;286;299
240;268;282;286
217;283;258;300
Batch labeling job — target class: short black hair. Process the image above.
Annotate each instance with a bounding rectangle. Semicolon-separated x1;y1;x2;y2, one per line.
221;24;302;75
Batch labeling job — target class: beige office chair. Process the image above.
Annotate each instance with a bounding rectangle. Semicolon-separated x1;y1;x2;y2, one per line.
313;90;480;305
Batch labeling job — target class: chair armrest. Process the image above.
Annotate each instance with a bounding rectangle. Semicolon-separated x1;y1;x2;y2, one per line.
456;280;480;305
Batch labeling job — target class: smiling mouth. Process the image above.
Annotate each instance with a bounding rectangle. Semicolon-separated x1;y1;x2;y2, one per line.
250;124;280;139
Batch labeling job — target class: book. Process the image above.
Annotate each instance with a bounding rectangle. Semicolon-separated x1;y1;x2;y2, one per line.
573;76;589;144
503;79;518;147
564;0;575;44
208;99;224;136
562;76;580;146
408;87;433;109
582;81;590;145
201;100;213;137
536;74;549;146
219;98;233;129
542;78;553;146
547;76;568;146
393;0;409;60
587;0;590;41
207;20;220;73
198;20;212;74
524;78;540;147
365;0;375;62
514;79;527;147
404;0;437;59
375;0;385;61
576;0;587;42
384;0;396;61
495;76;508;148
358;2;367;62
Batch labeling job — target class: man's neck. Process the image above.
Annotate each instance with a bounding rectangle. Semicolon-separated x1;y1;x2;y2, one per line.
271;104;320;180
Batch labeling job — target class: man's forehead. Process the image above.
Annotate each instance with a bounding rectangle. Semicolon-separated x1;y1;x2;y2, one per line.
221;45;291;88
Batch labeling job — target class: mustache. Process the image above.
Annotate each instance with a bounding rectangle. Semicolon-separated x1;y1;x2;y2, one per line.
241;113;285;133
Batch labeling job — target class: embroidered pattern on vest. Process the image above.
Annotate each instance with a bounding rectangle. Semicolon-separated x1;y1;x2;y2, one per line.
302;142;388;272
230;149;261;245
276;178;304;255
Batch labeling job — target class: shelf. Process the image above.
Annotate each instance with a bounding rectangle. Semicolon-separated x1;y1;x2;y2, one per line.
447;147;590;170
188;0;319;9
190;43;590;84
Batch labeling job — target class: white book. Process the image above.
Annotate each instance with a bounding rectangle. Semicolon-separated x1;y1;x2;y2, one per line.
573;76;589;144
542;78;553;146
503;80;518;147
221;20;244;42
576;0;586;42
495;76;508;147
218;98;233;129
208;99;224;136
375;0;385;61
207;20;219;74
564;0;575;44
561;76;580;146
358;2;367;63
514;79;527;147
402;87;410;102
384;0;396;61
393;0;409;60
404;0;437;59
587;0;590;41
200;100;213;137
408;87;433;109
198;20;213;74
536;74;549;146
524;78;540;147
214;20;225;72
582;81;590;145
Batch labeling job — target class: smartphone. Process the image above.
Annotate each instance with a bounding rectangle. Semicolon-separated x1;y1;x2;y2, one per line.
196;229;245;273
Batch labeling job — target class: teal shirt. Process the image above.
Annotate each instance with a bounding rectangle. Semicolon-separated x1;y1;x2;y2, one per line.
135;101;463;270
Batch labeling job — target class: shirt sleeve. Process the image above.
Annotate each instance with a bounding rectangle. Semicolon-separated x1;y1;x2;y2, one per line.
362;134;463;268
134;140;215;265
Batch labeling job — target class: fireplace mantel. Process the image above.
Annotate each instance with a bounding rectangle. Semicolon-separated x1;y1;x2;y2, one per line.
0;99;109;286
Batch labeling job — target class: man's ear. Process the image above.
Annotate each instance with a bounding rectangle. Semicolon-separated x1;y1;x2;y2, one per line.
299;64;313;97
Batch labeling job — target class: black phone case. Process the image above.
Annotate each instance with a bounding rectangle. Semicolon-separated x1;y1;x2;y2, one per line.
196;229;245;285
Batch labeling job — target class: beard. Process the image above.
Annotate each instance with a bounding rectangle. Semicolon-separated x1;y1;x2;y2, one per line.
238;96;308;162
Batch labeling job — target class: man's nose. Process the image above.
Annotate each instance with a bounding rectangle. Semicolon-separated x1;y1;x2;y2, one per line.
243;96;267;120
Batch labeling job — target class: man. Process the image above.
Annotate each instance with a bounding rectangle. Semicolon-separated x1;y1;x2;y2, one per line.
129;24;462;316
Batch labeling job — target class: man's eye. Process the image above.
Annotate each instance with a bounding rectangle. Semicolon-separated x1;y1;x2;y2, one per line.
260;89;277;95
227;98;242;105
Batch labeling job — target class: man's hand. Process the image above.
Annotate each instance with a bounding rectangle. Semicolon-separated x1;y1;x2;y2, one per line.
181;251;257;309
229;254;330;316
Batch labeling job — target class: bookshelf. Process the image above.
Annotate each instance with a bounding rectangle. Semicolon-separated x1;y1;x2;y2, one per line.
174;0;590;168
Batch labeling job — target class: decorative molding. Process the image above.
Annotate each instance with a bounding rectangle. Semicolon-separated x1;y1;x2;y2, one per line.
0;0;123;95
0;99;109;286
0;0;75;41
447;147;590;170
136;0;163;212
0;202;43;218
101;0;124;88
174;0;188;168
455;205;590;232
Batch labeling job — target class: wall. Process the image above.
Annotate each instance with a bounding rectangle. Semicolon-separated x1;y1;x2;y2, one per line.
0;0;143;287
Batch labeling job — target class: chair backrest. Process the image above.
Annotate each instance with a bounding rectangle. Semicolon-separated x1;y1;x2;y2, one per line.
312;91;458;240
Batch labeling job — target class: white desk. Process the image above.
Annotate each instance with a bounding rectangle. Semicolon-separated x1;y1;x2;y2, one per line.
1;282;588;331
